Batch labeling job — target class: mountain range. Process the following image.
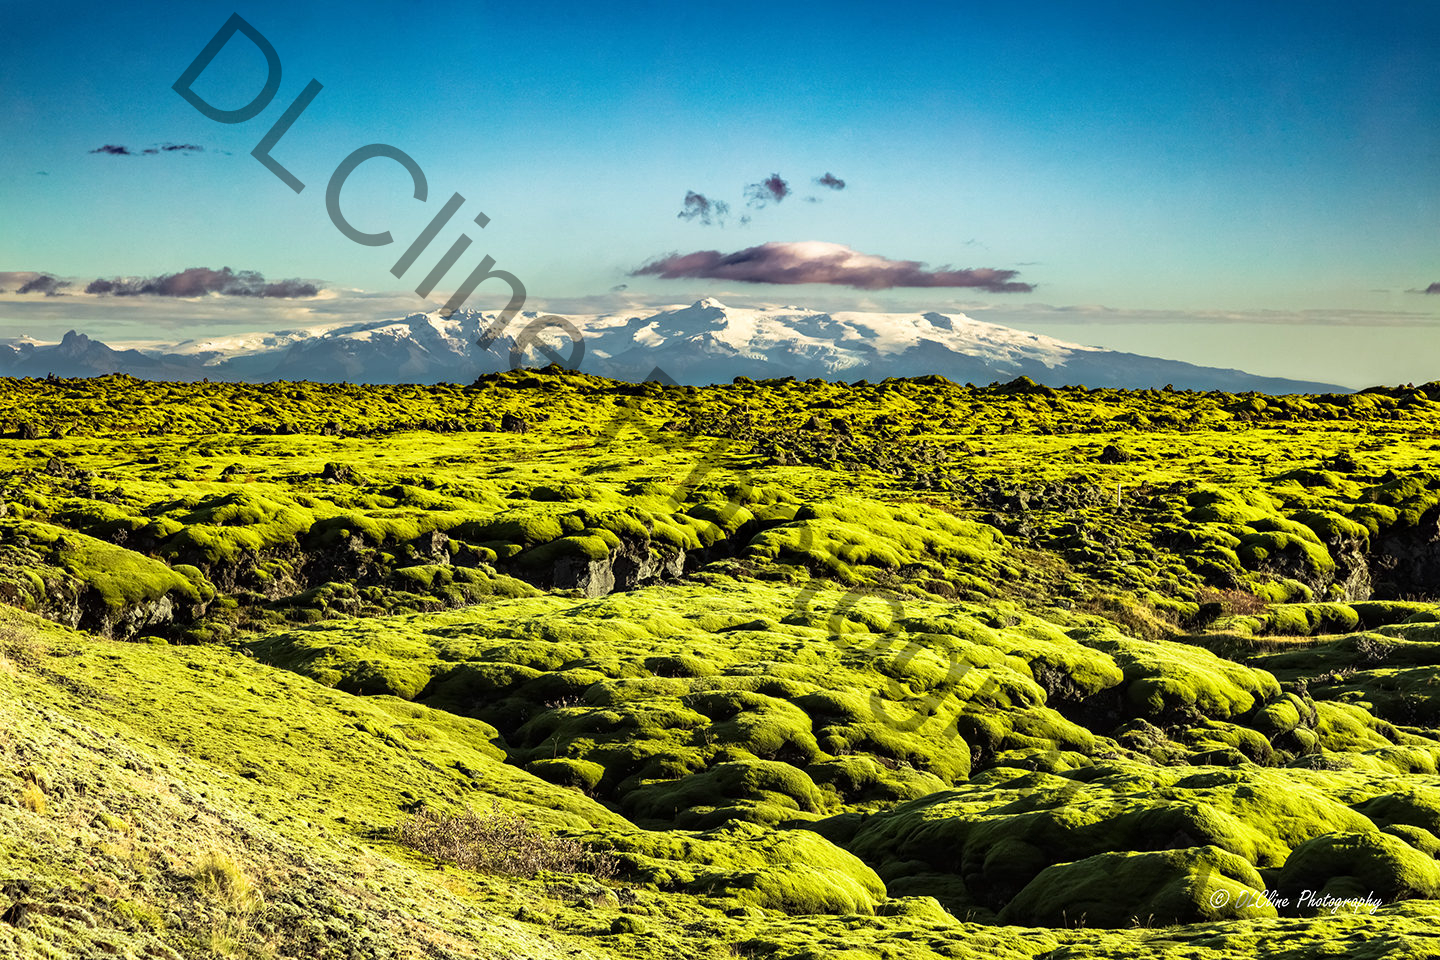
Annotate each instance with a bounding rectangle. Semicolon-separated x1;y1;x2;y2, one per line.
0;299;1343;392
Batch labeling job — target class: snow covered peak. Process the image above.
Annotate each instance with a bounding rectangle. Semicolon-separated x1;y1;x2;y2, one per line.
24;297;1339;392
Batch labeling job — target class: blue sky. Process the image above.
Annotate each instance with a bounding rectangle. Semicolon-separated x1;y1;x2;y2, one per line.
2;0;1438;386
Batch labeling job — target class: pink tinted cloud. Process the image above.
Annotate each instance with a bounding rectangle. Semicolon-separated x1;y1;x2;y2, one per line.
632;241;1034;292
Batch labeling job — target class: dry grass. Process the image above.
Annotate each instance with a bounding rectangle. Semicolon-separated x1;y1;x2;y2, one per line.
191;850;259;914
397;804;618;880
19;781;47;814
1078;594;1179;642
0;621;46;673
1198;586;1269;617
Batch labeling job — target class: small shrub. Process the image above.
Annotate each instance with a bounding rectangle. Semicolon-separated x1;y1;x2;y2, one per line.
1353;634;1395;665
396;805;617;880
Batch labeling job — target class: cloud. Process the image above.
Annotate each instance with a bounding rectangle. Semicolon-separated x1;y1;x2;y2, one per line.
631;241;1035;292
744;174;790;207
1415;282;1440;294
815;172;846;190
90;142;205;157
677;191;730;226
85;267;320;298
15;274;71;296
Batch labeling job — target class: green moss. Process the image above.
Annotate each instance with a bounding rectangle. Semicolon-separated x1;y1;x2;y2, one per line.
1089;629;1280;720
687;823;887;915
998;845;1275;926
14;372;1440;957
6;519;202;610
1277;831;1440;906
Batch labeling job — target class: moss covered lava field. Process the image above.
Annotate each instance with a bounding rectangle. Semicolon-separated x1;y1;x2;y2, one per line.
6;368;1440;958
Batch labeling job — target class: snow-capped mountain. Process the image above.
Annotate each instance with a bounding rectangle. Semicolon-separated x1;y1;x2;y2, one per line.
0;299;1343;392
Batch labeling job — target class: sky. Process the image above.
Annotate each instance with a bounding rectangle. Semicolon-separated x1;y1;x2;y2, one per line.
1;0;1438;387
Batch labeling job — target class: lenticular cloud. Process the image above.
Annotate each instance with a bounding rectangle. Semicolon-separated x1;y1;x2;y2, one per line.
632;241;1034;292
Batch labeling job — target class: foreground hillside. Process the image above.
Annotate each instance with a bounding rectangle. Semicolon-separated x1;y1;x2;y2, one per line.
5;369;1440;958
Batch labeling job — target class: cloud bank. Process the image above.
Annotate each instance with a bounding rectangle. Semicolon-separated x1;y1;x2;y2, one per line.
86;267;318;298
632;241;1035;292
3;268;319;299
15;274;71;296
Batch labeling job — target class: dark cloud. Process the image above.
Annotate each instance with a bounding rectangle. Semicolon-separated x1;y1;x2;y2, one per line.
815;172;846;190
1424;282;1440;295
744;174;789;207
677;191;730;226
15;274;71;296
35;171;48;176
632;241;1035;292
610;283;629;292
90;142;205;157
85;267;320;298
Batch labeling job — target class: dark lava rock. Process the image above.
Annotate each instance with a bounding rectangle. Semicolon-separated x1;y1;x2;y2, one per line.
321;462;355;483
1097;445;1133;464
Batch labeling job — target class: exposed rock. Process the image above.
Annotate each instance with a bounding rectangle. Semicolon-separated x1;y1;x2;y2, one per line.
410;530;451;564
1370;506;1440;599
545;539;687;598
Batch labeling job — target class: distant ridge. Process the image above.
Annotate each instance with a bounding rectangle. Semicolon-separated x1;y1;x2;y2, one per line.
0;299;1344;393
